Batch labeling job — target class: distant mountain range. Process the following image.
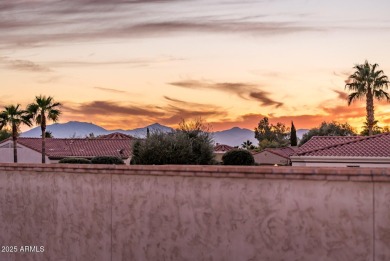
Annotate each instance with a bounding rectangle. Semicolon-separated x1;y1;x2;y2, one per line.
21;121;308;147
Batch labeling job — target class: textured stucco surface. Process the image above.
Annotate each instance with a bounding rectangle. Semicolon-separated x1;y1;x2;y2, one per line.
0;164;389;261
0;142;50;163
253;151;289;165
375;183;390;261
0;171;111;261
112;176;373;261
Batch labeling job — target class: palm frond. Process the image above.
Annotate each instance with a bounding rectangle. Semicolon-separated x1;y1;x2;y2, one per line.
347;92;363;105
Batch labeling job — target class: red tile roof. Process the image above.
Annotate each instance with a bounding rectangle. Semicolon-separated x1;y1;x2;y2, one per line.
296;136;361;155
98;132;135;139
214;144;234;152
296;133;390;157
2;138;133;159
260;147;297;159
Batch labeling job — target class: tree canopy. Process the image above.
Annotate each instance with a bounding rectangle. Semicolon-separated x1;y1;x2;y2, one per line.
299;121;356;146
0;104;33;162
131;119;215;165
360;121;390;136
290;121;297;146
0;128;12;141
27;95;61;163
345;60;390;135
254;117;290;150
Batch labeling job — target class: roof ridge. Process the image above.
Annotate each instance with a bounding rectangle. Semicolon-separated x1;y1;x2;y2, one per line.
296;136;357;155
17;137;133;141
298;133;390;156
265;149;289;159
263;147;295;159
15;138;44;155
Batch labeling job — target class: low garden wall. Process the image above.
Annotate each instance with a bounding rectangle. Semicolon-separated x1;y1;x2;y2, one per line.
0;164;389;261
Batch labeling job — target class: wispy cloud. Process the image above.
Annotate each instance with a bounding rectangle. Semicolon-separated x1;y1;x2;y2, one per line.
60;96;227;129
63;101;165;117
169;80;283;107
161;96;227;124
46;56;183;68
0;56;52;72
333;89;348;100
249;91;283;108
0;0;322;49
93;87;129;94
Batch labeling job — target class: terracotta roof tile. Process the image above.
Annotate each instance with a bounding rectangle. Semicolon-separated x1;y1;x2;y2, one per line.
4;138;133;159
214;144;234;152
296;136;361;155
98;132;135;139
261;147;297;159
297;133;390;157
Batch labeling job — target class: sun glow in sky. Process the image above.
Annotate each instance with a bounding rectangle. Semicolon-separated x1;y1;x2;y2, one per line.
2;0;390;131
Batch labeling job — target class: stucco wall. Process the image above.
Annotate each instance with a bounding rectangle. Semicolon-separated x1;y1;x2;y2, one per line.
0;164;389;261
0;141;50;163
253;151;289;165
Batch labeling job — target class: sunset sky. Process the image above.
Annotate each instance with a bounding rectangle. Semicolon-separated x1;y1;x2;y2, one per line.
2;0;390;132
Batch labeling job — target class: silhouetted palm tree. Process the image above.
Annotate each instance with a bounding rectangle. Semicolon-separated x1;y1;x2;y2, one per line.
241;140;253;150
27;95;62;163
345;60;390;135
0;105;32;163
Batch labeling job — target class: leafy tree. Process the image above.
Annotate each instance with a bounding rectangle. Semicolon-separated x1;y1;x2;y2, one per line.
254;117;290;149
131;119;214;165
290;121;297;146
0;105;33;163
345;60;390;135
299;121;356;146
0;128;12;141
222;149;255;166
27;95;62;163
360;121;390;136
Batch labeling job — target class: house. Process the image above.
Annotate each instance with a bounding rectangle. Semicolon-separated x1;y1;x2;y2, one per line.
291;134;390;167
253;147;297;166
214;143;234;162
0;133;135;164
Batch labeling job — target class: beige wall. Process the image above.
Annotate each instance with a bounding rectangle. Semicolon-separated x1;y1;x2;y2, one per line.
0;141;50;163
253;151;289;165
0;164;389;261
214;152;224;162
291;156;390;168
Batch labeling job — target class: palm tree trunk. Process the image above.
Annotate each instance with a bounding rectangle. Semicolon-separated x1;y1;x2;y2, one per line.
366;90;375;136
12;124;17;163
41;113;46;164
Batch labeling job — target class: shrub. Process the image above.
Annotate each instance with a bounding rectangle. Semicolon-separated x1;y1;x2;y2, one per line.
91;156;125;165
58;158;91;164
222;149;255;166
131;119;215;165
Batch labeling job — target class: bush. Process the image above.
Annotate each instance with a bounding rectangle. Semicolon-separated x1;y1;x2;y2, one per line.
91;156;125;165
222;149;255;166
131;119;215;165
58;158;91;164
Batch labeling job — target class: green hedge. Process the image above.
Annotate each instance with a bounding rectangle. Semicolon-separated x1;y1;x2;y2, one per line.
58;158;91;164
222;149;255;166
91;156;125;165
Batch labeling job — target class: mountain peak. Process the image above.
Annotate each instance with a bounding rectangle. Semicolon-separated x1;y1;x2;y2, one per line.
148;123;163;127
